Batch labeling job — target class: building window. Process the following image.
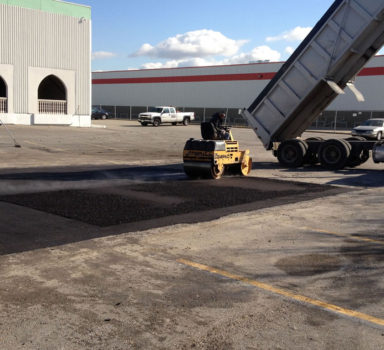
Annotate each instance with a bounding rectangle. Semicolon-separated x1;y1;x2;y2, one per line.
0;76;7;113
38;75;67;114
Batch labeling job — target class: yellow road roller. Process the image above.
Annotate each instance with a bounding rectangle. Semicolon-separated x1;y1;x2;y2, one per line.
183;122;252;179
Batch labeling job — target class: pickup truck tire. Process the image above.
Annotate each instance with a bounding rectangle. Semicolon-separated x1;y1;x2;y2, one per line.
183;117;190;126
277;139;307;168
318;139;350;170
153;118;161;127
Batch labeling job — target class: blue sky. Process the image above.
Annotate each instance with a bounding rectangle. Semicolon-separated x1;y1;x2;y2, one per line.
79;0;338;71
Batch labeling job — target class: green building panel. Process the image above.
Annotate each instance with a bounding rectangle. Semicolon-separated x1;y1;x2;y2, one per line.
0;0;91;19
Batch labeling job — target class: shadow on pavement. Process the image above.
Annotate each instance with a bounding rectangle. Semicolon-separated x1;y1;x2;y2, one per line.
327;169;384;187
255;162;384;188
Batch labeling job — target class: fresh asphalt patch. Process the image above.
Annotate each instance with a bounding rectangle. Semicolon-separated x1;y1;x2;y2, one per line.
0;175;348;228
0;165;350;254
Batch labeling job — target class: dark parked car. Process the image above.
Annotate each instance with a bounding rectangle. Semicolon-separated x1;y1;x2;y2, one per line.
91;107;110;120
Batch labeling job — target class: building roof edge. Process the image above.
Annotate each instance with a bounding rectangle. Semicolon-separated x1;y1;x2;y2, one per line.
0;0;91;19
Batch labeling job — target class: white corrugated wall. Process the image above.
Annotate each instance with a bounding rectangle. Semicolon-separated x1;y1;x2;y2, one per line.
92;57;384;112
0;4;90;115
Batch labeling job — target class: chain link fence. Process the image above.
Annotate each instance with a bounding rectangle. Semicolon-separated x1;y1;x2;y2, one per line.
93;104;384;131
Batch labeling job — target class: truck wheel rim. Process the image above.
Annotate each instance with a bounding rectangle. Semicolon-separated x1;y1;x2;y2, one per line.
282;145;299;162
322;145;342;164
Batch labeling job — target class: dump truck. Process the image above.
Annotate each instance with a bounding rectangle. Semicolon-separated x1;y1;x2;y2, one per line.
242;0;384;170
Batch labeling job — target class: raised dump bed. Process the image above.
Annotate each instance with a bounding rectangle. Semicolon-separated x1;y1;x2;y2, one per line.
242;0;384;168
242;0;384;156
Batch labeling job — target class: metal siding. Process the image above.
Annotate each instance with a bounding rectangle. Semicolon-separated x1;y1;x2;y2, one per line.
92;57;384;111
92;63;281;109
94;62;282;80
92;80;269;109
0;4;90;115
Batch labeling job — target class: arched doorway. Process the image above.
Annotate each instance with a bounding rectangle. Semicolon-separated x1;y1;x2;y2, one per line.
0;76;7;113
38;75;67;114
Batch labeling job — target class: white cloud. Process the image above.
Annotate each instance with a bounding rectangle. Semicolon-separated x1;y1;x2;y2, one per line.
266;26;312;42
92;51;117;60
133;29;247;59
285;46;295;55
133;28;288;69
140;45;281;69
141;58;216;69
221;46;281;65
141;61;178;69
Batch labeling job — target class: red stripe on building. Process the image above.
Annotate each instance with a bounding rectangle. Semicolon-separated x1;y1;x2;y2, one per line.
92;72;276;85
357;66;384;76
92;67;384;85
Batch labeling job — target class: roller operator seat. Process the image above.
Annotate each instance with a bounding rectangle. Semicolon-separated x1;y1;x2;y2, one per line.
200;122;218;140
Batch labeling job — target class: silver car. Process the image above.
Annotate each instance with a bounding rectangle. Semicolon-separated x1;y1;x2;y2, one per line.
351;118;384;140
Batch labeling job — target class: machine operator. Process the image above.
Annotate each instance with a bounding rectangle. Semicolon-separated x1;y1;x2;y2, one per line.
209;111;230;140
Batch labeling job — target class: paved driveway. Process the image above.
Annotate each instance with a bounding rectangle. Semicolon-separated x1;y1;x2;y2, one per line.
0;121;383;349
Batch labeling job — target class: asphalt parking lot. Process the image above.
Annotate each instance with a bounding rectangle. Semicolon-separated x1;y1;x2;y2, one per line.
0;120;383;350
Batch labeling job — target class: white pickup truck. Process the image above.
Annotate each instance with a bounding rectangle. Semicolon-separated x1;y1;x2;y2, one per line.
138;106;195;127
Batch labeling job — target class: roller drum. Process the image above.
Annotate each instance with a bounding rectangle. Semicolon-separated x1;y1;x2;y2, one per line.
184;161;213;178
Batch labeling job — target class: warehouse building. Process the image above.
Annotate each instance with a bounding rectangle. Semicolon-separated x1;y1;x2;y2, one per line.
0;0;91;126
92;55;384;130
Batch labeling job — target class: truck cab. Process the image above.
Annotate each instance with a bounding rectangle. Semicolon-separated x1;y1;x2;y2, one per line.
156;107;177;124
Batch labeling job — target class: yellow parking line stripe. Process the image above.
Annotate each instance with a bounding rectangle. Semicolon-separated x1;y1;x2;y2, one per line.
300;227;384;245
177;258;384;328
